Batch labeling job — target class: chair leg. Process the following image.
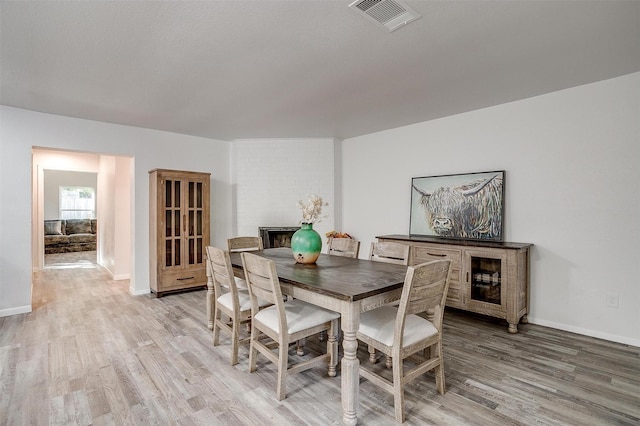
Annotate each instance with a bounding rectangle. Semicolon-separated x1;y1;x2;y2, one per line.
249;327;258;373
212;308;221;346
434;342;446;394
392;356;405;423
230;315;240;366
386;355;392;369
423;346;431;359
296;338;305;356
207;287;215;330
277;337;288;401
368;345;377;363
327;320;338;377
318;330;325;342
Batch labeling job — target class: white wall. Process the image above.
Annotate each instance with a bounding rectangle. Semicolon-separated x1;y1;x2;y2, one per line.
342;72;640;346
0;106;232;315
96;154;134;280
113;156;132;280
43;169;98;219
97;155;116;275
233;138;336;245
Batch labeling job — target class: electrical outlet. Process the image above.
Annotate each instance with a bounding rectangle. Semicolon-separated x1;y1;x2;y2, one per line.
606;292;619;308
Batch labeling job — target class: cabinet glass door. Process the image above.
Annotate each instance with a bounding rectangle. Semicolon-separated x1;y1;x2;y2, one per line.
164;179;182;268
186;180;204;266
469;255;502;305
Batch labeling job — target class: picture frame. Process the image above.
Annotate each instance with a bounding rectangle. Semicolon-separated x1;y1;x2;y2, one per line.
410;170;505;241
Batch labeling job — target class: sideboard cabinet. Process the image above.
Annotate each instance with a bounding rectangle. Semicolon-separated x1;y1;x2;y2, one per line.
150;169;210;297
377;235;532;333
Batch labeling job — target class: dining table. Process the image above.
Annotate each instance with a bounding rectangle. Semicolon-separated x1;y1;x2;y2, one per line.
227;247;409;425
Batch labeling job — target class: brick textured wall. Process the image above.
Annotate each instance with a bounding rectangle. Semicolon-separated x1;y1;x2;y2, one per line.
234;138;335;243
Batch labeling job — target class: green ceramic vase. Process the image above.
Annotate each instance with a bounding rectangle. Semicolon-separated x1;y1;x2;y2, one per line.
291;223;322;264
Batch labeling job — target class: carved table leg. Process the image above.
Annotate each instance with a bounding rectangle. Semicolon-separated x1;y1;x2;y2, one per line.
206;271;215;330
296;338;305;356
328;319;338;377
368;345;377;363
508;322;518;334
341;304;360;426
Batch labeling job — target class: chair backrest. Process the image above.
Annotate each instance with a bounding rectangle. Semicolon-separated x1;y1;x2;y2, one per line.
327;237;361;258
397;260;452;337
206;246;242;301
241;252;286;327
228;236;264;252
369;241;410;265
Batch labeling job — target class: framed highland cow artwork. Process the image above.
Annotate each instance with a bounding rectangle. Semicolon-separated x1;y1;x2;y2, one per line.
410;170;505;241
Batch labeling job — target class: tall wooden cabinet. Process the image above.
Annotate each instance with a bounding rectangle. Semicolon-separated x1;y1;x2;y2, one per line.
377;235;532;333
149;169;210;297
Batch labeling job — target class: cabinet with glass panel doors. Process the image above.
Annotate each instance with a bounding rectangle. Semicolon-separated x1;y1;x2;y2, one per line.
377;235;531;333
149;169;210;297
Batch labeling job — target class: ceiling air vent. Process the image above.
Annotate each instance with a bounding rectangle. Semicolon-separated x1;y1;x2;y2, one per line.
349;0;421;32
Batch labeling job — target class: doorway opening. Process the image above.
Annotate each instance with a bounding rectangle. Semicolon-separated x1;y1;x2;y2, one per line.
32;148;133;283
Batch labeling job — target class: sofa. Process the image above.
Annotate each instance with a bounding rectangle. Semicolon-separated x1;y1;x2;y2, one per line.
44;219;97;254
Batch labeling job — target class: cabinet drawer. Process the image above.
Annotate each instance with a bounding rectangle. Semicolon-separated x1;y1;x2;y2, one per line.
412;245;463;307
160;268;207;290
413;246;461;264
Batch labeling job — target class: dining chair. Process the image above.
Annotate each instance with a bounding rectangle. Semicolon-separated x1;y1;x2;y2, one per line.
226;237;263;291
205;246;270;365
227;236;264;252
366;241;411;354
229;235;307;353
357;259;452;423
241;251;340;400
327;237;361;258
369;241;410;265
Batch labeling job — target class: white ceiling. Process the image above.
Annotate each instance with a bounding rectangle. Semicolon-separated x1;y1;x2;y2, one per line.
1;1;639;141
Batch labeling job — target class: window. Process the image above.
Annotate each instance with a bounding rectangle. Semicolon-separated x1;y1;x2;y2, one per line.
60;186;95;219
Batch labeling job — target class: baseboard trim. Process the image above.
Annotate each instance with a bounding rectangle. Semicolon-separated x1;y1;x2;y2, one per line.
112;273;130;281
0;305;32;318
528;317;640;348
100;264;130;281
130;287;150;296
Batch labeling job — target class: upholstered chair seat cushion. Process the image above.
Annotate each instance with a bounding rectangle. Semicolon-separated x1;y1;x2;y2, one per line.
254;299;340;335
217;289;270;312
220;276;248;290
234;276;248;290
358;306;438;348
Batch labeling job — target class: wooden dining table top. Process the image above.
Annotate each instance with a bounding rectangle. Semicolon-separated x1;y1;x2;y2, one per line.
228;247;408;302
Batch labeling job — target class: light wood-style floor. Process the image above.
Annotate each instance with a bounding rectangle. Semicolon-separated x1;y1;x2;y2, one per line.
1;251;638;425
